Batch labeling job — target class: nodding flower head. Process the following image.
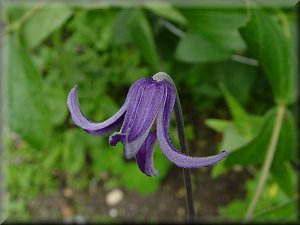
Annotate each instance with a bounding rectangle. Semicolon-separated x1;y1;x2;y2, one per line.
67;73;228;176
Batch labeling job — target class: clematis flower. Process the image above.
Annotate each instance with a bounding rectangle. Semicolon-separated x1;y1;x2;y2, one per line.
67;74;228;176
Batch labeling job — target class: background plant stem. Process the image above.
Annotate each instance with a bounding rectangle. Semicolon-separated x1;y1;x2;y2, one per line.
243;104;286;223
3;2;47;35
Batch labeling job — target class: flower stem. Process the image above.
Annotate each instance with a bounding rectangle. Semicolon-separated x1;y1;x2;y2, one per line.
173;94;195;223
243;105;286;223
153;72;195;223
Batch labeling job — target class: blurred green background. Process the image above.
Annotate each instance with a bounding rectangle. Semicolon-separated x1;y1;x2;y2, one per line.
1;1;299;223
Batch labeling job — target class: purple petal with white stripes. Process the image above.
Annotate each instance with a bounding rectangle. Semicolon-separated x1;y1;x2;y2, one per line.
156;82;228;168
66;78;146;135
109;78;165;159
136;131;158;176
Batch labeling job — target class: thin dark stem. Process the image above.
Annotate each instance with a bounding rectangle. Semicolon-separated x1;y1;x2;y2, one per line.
174;97;195;223
153;72;195;223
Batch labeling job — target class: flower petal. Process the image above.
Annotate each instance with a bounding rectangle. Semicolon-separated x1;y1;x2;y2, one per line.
111;78;166;159
135;131;158;176
110;124;154;159
121;78;165;142
67;78;146;135
157;82;228;168
67;86;126;135
109;132;127;146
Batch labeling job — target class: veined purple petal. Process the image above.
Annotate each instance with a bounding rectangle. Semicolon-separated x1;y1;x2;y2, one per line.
120;78;165;141
67;78;146;135
110;125;154;159
109;132;127;146
136;131;158;176
111;78;166;159
67;86;126;135
156;82;228;168
84;115;125;135
127;79;165;142
118;79;150;135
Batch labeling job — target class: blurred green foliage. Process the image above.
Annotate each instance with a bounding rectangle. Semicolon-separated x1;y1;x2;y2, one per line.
2;2;298;223
219;170;297;222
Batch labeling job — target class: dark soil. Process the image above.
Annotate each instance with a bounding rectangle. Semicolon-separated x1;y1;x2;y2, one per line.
27;168;250;223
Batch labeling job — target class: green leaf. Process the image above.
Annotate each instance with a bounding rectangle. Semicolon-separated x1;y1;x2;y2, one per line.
271;162;295;197
220;114;262;152
144;3;187;25
252;198;297;222
239;8;296;105
224;108;296;167
5;35;50;149
211;160;227;178
175;31;230;63
220;83;263;139
44;70;68;126
205;119;231;133
44;143;61;169
62;130;86;174
176;9;248;63
121;163;160;194
89;144;119;175
128;9;160;70
219;173;297;222
220;83;251;131
222;124;253;151
21;6;72;49
181;9;248;51
67;9;114;51
212;60;257;104
183;60;257;112
111;9;132;45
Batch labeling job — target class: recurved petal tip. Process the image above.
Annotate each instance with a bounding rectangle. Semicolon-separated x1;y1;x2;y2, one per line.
67;85;127;135
221;150;228;156
158;134;228;168
156;80;228;169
